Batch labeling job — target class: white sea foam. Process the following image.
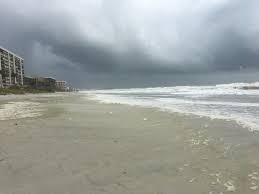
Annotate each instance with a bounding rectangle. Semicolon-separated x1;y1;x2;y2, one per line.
82;82;259;131
0;101;45;121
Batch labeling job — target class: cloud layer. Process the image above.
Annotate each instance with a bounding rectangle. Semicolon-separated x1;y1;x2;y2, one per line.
1;0;259;88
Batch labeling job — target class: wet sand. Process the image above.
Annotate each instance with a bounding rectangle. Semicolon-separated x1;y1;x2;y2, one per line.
1;93;259;194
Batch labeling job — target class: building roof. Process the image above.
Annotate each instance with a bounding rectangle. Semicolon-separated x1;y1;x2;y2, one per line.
32;76;55;79
0;46;24;59
24;76;33;78
45;77;56;79
56;80;67;83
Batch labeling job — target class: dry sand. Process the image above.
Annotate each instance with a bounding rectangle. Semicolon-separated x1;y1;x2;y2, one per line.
0;93;259;194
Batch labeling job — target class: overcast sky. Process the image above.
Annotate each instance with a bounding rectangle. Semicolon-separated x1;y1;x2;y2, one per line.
1;0;259;88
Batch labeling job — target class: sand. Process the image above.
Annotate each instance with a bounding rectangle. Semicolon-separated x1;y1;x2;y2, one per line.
0;93;259;194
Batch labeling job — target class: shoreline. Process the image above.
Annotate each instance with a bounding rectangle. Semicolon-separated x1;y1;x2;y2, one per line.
0;93;259;193
1;92;254;133
85;93;259;132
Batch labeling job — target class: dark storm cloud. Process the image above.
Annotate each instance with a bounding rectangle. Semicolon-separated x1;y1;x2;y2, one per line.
0;0;259;88
210;32;259;70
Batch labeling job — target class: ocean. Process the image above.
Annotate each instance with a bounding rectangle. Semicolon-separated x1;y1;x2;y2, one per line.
85;82;259;132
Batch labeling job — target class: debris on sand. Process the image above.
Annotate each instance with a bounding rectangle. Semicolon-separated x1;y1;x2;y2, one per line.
224;181;236;192
189;177;196;183
250;176;259;180
249;185;258;191
211;181;217;185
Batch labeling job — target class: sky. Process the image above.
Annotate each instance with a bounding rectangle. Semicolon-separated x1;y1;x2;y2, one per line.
0;0;259;88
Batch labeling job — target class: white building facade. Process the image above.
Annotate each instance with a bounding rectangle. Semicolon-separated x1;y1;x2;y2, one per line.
56;80;68;91
0;47;24;88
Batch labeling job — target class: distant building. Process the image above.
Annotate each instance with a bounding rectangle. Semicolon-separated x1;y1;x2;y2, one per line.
0;47;24;88
23;76;34;87
35;77;56;89
56;80;68;91
24;76;56;90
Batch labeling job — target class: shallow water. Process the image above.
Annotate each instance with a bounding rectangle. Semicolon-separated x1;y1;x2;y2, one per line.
85;82;259;131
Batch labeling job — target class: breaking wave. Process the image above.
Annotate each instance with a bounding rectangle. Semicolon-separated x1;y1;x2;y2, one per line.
83;82;259;131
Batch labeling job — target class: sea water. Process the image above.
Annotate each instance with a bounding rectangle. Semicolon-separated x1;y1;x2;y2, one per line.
84;82;259;131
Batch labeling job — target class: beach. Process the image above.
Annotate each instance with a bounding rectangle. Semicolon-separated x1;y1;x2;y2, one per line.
1;92;259;194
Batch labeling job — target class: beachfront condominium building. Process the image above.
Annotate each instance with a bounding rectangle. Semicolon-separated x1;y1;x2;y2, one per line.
56;80;68;91
0;47;24;88
24;76;56;89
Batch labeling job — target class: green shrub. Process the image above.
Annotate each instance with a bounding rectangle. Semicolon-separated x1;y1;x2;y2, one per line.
0;86;56;95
